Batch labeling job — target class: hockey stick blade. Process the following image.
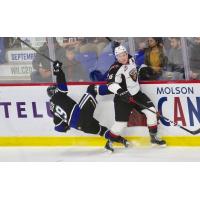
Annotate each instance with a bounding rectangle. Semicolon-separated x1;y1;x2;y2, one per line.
188;128;200;135
132;99;200;135
168;119;200;135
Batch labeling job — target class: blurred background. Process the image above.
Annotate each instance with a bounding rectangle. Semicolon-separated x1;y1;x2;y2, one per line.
0;37;199;83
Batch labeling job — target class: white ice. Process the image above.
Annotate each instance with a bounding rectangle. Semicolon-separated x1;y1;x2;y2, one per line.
0;146;200;161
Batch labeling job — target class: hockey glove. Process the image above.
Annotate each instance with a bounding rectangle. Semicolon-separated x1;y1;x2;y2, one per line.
117;88;136;105
53;60;62;75
54;122;70;133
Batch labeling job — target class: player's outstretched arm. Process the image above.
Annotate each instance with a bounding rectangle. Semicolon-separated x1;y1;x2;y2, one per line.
53;60;68;93
97;85;113;96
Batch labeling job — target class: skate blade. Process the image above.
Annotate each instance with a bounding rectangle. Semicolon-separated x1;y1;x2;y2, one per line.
124;141;134;148
104;148;114;154
151;143;167;148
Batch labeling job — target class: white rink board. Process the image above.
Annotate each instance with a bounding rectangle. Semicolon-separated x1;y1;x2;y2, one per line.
0;82;199;136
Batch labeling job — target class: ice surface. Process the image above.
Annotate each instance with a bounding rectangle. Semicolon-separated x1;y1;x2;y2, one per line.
0;146;200;162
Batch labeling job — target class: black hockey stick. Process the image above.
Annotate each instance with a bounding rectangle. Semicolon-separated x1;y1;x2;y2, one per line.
105;37;112;42
17;37;55;63
19;37;113;62
105;37;120;52
129;98;200;135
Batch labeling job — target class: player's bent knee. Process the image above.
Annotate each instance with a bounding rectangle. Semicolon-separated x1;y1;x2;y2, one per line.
79;93;97;110
141;107;157;127
111;122;127;135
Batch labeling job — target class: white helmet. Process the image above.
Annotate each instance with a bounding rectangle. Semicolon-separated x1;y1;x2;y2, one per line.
114;45;127;57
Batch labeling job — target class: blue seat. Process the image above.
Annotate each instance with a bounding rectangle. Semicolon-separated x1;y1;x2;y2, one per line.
75;51;97;73
96;52;116;74
134;50;145;68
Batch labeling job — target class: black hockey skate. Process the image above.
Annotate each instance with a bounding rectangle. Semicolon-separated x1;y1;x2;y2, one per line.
118;136;130;148
104;140;114;153
150;135;166;146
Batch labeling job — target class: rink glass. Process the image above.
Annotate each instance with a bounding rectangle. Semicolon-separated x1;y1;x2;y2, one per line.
0;37;198;83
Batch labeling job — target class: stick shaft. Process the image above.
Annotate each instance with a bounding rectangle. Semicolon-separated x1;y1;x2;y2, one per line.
133;100;196;135
17;38;55;63
105;37;112;42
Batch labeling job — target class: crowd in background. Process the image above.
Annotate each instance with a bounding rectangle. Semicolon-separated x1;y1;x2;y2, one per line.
0;37;200;83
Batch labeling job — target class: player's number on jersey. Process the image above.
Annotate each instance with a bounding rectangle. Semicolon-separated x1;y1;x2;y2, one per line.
108;74;113;80
55;106;67;120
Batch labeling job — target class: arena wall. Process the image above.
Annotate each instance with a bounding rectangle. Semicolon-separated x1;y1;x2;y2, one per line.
0;81;200;146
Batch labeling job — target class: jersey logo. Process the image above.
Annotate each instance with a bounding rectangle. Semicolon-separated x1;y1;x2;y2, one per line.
129;68;138;82
124;65;128;72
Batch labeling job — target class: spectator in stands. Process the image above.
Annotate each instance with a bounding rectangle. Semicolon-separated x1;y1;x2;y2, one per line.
31;38;66;83
134;40;146;68
161;37;184;80
4;37;21;49
144;37;167;80
102;38;129;53
189;37;200;79
93;38;108;55
168;38;184;71
63;47;89;82
63;37;81;51
79;38;98;54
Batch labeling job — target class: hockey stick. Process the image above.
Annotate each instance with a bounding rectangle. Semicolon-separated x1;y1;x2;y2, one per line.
19;37;112;63
17;37;55;63
105;37;120;49
105;37;112;42
129;98;200;135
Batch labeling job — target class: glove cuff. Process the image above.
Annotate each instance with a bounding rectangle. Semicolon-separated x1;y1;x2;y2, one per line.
117;88;128;96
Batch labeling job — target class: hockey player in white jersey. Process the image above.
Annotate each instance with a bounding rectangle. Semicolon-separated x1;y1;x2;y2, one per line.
105;45;166;150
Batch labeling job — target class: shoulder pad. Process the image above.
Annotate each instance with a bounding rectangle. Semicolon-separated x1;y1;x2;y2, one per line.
109;63;120;71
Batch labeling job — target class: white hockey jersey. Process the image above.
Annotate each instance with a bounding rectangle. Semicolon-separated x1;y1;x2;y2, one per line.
107;57;140;95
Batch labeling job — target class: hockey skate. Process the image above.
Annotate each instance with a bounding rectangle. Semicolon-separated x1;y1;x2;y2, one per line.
118;136;130;148
104;140;114;153
150;135;166;147
104;136;130;153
